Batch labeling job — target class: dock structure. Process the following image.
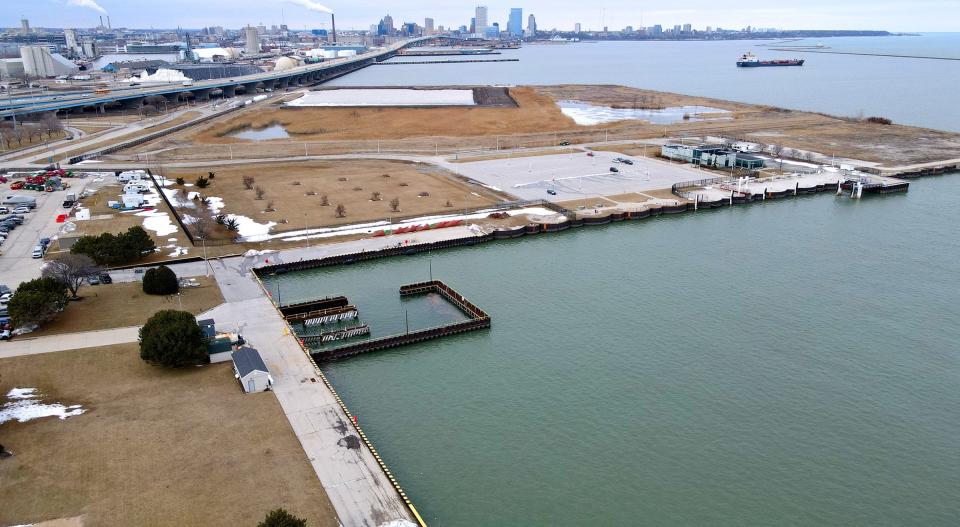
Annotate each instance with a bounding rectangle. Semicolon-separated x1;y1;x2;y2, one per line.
311;280;491;361
279;296;348;318
285;304;359;326
672;170;908;204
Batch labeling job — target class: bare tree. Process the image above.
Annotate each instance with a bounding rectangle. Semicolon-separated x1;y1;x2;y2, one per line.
389;198;400;212
40;113;63;139
335;203;346;217
265;200;275;212
370;191;382;201
254;186;266;200
42;253;102;299
320;194;329;206
242;175;255;190
191;211;212;241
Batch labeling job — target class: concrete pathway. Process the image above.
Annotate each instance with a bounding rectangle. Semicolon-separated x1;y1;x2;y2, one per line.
0;325;140;358
204;286;416;526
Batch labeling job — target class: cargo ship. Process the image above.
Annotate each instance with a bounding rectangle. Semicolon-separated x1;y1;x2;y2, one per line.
736;52;804;67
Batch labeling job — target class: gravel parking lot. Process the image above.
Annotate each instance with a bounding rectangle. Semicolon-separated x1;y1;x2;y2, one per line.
451;150;709;202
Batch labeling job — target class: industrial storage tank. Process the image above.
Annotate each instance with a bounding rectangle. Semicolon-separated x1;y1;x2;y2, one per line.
273;56;302;71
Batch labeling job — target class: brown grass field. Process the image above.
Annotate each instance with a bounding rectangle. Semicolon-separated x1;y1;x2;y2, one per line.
194;87;578;143
0;344;338;527
124;85;960;167
161;160;504;235
27;278;223;337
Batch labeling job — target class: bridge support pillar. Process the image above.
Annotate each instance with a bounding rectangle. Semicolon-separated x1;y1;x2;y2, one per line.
222;85;237;98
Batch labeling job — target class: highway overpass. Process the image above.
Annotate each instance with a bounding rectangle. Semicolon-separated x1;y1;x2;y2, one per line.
1;36;436;119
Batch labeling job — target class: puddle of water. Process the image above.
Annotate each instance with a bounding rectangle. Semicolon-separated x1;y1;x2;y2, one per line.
227;124;290;140
559;101;731;125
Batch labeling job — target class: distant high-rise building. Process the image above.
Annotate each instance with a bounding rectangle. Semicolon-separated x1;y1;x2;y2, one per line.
624;26;633;33
475;5;488;37
244;25;259;54
382;14;395;35
705;26;712;33
485;23;500;39
20;18;30;35
683;23;692;33
574;23;581;33
507;8;523;37
64;28;80;55
526;14;537;37
469;18;476;34
652;24;662;35
424;17;435;34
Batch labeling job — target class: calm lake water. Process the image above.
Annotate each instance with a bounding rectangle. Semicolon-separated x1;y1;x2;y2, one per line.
268;34;960;526
333;34;960;132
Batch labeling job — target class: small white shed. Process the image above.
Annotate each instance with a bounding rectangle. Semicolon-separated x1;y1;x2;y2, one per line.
231;347;273;393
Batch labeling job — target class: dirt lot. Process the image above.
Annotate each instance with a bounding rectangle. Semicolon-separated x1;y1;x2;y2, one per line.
0;344;338;527
161;160;504;236
27;278;223;337
48;111;202;162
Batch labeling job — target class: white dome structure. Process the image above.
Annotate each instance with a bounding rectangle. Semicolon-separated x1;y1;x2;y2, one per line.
273;56;302;71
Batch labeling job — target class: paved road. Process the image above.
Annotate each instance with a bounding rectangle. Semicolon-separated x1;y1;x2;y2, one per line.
204;295;416;526
0;325;140;358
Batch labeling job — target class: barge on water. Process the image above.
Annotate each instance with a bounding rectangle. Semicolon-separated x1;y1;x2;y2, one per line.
737;52;804;67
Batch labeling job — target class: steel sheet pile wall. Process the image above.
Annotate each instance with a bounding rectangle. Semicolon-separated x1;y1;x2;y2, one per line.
310;280;491;361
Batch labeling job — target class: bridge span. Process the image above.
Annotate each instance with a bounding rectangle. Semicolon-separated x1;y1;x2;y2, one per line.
1;36;436;119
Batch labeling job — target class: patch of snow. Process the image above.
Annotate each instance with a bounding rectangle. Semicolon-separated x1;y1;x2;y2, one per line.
244;206;559;243
287;88;476;107
229;214;276;239
205;196;225;214
168;247;189;257
1;387;86;425
378;522;418;527
137;210;178;236
559;101;731;126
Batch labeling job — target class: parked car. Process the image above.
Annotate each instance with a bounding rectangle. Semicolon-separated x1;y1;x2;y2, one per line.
32;245;44;258
621;159;634;165
11;207;30;214
609;167;619;173
0;329;11;341
559;140;570;146
0;206;8;214
547;189;557;195
0;292;11;304
99;273;113;284
39;237;51;248
87;275;100;285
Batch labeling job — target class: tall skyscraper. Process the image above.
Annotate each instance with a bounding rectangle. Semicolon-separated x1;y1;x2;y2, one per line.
20;18;30;35
574;23;581;33
526;14;537;37
244;25;259;54
424;17;435;34
475;6;488;37
507;8;523;37
683;23;693;33
382;14;395;35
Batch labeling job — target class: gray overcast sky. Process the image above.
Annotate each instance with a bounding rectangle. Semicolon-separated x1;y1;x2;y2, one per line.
4;0;959;32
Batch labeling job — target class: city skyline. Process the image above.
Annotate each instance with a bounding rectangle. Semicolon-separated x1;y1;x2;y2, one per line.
2;0;958;32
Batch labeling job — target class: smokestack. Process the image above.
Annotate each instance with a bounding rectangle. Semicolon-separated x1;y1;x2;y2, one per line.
107;16;111;29
99;15;103;28
331;13;336;43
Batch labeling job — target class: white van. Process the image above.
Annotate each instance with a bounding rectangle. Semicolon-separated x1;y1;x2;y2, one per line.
32;245;44;258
